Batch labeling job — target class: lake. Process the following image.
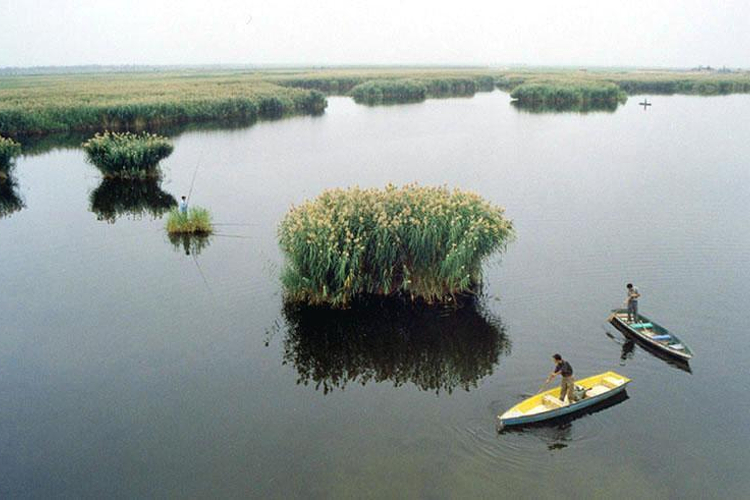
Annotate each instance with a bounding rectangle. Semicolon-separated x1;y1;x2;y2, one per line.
1;91;749;498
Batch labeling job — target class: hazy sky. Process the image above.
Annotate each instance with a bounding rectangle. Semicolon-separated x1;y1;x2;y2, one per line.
2;0;747;68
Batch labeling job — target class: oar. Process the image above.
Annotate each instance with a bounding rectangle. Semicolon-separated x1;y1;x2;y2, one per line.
520;379;550;398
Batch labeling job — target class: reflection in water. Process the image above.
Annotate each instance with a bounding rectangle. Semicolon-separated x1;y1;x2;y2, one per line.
511;100;619;114
499;391;630;445
609;324;693;374
280;298;510;394
168;232;211;256
0;173;24;218
90;177;176;223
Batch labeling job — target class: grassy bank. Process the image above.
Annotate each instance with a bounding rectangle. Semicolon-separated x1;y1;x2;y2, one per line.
166;206;213;235
278;184;514;308
0;72;326;136
3;67;750;136
0;135;21;171
510;82;627;106
83;131;173;177
495;69;750;96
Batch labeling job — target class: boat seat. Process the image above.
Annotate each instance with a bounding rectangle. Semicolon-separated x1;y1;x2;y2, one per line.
543;394;566;408
603;376;622;388
586;385;609;397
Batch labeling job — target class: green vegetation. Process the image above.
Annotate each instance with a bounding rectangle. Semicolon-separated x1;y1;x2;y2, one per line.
0;135;21;172
282;298;509;394
495;68;750;96
166;206;213;235
0;72;327;136
510;82;627;106
3;67;750;136
278;184;514;308
90;177;176;223
82;131;174;177
350;79;427;104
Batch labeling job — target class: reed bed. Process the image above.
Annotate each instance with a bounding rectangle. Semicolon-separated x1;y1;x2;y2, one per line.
166;206;213;235
82;131;173;177
278;184;514;308
510;82;627;106
350;79;427;104
0;73;327;136
0;135;21;170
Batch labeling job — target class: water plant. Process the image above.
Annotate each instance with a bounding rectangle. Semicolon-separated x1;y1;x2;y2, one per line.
509;82;627;106
0;135;21;172
166;206;213;235
82;131;173;177
349;79;427;104
278;184;514;308
0;73;327;136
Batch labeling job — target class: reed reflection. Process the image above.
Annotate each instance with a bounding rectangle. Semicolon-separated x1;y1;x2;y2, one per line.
89;177;175;223
168;232;211;256
281;298;510;395
0;173;24;218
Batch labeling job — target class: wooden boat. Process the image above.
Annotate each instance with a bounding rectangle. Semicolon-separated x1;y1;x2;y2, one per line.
609;309;693;361
498;371;631;427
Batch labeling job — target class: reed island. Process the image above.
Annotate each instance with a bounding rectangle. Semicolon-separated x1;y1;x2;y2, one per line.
278;184;514;308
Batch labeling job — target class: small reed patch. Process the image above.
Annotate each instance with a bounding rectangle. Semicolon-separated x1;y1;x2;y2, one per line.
82;131;174;178
166;206;213;235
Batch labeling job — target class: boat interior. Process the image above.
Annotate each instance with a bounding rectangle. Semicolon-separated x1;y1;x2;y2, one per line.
612;310;686;351
504;372;629;418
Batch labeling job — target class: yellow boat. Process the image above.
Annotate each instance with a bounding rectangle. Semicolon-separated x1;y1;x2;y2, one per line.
498;371;631;427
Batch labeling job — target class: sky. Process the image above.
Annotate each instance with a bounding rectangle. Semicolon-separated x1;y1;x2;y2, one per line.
1;0;747;68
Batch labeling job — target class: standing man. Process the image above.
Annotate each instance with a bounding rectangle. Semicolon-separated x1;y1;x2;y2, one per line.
626;283;640;323
179;195;188;215
546;354;575;403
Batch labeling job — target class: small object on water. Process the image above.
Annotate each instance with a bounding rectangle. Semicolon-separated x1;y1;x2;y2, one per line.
498;371;631;427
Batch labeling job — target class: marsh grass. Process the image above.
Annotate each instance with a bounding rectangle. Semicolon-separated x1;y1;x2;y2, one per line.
82;131;173;177
279;184;514;308
510;82;627;106
0;73;327;136
0;135;21;170
166;206;213;235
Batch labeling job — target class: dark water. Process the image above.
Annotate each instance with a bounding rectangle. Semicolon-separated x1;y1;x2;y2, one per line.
1;92;749;498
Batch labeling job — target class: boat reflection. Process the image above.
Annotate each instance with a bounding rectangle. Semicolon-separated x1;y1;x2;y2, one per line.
611;325;692;374
281;298;510;395
498;391;629;436
0;173;25;219
89;177;176;223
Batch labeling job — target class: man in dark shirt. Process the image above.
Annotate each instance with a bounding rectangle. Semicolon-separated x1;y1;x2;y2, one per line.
546;354;575;403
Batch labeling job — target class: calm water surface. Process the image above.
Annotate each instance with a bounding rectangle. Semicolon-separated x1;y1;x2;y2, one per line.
1;92;749;498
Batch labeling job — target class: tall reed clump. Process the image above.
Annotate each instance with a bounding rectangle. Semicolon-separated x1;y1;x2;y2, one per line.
82;131;173;178
510;82;627;106
349;80;428;104
279;184;514;308
0;135;22;176
166;206;213;235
